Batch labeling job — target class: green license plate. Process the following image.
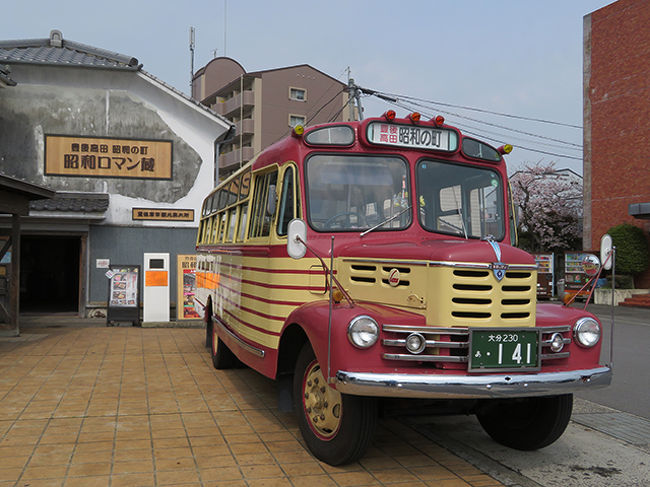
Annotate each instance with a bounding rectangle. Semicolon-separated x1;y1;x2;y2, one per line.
469;329;539;372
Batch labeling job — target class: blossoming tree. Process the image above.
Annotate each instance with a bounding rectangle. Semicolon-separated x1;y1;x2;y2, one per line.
510;161;583;254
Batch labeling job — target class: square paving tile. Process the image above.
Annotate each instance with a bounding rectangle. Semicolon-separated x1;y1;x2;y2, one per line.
0;327;504;487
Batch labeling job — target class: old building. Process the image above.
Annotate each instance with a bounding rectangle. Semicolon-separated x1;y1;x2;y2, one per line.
192;57;349;179
583;0;650;288
0;30;233;319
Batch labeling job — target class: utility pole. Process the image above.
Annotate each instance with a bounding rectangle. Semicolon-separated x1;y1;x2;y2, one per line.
189;26;195;95
346;69;364;121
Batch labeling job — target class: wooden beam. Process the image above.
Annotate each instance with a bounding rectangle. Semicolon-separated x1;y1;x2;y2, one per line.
10;214;20;336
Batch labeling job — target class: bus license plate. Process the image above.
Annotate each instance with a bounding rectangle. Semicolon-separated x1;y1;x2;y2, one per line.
469;329;539;371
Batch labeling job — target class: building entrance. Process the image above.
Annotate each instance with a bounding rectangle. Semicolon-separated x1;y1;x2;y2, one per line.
20;236;80;312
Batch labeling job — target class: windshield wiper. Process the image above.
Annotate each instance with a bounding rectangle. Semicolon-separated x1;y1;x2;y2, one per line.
360;206;411;237
437;216;467;237
451;191;468;239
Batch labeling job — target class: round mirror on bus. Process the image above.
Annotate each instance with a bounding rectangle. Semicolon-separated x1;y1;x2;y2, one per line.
582;254;600;277
600;234;613;270
287;219;307;259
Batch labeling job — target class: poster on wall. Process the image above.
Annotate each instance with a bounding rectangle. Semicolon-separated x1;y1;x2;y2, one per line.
106;265;140;326
177;255;200;320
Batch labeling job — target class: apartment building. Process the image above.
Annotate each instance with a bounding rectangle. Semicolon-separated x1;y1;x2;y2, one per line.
192;57;349;179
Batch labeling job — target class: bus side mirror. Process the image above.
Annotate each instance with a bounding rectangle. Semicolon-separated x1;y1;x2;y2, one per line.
287;219;307;259
600;234;613;270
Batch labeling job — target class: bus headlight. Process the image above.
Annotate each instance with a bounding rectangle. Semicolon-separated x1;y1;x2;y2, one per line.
347;316;379;348
573;317;601;348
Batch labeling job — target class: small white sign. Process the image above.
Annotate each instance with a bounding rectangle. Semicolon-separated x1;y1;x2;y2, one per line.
96;259;110;269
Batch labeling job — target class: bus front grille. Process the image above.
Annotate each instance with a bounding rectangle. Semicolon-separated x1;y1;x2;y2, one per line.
447;268;535;325
381;324;571;368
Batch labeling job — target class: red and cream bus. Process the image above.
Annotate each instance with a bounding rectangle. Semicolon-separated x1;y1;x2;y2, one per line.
194;111;611;465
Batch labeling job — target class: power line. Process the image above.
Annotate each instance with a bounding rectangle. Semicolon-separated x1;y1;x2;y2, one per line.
362;88;582;129
306;88;345;125
379;97;583;161
388;98;582;148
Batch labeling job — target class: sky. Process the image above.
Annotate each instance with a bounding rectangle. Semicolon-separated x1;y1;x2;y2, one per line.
4;0;615;175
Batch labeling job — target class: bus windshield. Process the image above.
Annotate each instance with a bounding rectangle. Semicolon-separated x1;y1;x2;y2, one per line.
417;160;505;240
306;154;410;231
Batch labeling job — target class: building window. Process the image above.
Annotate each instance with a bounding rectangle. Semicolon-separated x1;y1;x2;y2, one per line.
289;87;306;101
289;114;306;127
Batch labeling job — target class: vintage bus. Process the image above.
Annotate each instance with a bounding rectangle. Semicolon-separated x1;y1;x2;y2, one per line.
194;111;611;465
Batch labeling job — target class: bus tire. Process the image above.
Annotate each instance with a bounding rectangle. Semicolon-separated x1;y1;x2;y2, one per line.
211;326;240;369
293;343;377;465
204;302;213;349
477;394;573;451
205;319;213;350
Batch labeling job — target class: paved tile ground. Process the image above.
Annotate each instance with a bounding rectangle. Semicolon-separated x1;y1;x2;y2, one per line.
0;327;504;487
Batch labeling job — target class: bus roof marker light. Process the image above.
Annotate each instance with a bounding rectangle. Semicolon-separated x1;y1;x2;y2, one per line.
409;112;421;123
497;144;513;155
384;110;396;121
292;125;305;137
432;115;445;126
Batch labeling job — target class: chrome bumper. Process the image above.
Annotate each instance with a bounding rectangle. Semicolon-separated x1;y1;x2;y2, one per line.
335;366;612;399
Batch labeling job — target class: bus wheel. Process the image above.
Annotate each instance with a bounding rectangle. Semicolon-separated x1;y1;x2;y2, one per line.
211;326;240;369
477;394;573;450
293;343;377;465
205;319;213;350
204;302;213;349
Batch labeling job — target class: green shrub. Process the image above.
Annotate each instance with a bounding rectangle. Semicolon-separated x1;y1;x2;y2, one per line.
606;223;649;276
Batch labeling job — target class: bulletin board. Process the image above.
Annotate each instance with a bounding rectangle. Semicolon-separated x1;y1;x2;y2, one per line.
177;255;200;320
106;265;140;326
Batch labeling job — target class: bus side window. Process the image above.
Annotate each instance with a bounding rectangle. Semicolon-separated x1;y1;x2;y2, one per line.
239;171;251;200
217;212;228;242
210;215;218;243
249;169;278;239
277;165;296;236
227;207;238;242
197;218;205;245
237;204;248;242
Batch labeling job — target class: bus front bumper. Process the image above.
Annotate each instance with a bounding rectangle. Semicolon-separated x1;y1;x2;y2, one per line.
334;366;612;399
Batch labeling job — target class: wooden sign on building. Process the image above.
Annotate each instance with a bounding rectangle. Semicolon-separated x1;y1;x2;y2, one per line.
44;135;173;180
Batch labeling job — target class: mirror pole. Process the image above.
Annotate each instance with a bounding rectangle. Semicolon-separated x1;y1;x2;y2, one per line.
609;246;616;367
327;236;334;383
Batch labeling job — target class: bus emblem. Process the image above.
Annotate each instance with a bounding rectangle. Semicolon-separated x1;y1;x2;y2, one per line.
388;268;400;287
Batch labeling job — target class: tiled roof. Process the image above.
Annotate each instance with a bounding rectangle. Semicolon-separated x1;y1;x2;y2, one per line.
30;192;109;213
0;64;16;86
0;30;234;134
0;30;139;70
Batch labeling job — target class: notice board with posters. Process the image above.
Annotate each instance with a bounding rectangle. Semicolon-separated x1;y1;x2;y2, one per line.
106;265;140;326
534;253;554;299
177;255;200;320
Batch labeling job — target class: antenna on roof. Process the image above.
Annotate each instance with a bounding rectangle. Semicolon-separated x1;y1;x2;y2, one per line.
189;26;195;96
223;0;228;57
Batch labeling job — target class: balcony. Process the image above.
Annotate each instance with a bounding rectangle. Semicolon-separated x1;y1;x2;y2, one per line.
236;118;255;136
215;90;255;117
220;147;255;168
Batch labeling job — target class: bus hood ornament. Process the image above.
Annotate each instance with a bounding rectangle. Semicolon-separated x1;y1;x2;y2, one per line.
486;239;507;281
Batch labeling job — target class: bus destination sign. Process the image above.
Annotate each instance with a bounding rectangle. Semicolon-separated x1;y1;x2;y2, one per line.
366;121;458;152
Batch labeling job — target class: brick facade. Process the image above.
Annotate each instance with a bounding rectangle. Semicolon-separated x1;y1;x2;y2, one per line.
584;0;650;288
